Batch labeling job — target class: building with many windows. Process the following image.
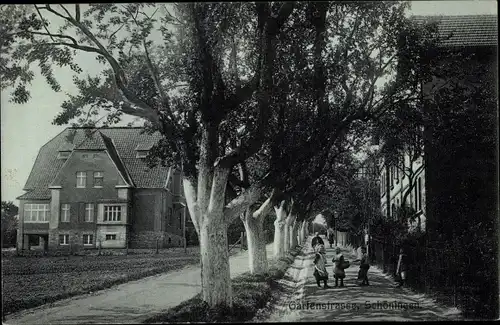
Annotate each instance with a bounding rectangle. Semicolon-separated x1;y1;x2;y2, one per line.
17;127;193;251
379;14;497;236
379;153;426;232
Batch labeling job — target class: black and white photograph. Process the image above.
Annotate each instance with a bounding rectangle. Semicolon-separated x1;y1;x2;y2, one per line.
1;1;498;323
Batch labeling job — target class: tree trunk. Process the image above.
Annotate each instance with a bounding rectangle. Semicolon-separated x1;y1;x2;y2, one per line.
290;219;298;249
300;220;306;244
287;214;296;249
273;201;286;258
199;211;232;306
283;214;291;254
243;211;268;274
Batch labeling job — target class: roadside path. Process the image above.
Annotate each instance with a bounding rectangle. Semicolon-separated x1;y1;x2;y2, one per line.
4;244;273;324
260;237;463;322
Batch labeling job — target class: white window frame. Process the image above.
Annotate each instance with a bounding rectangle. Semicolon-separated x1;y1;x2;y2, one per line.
24;204;50;222
136;151;148;158
84;203;94;222
105;233;117;241
61;204;70;222
83;234;94;245
93;171;104;188
76;171;87;188
59;234;69;245
104;205;122;222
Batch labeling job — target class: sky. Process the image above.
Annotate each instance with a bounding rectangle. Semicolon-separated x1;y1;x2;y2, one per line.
1;1;497;206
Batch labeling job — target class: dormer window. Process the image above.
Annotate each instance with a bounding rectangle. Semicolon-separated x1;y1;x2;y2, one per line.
58;151;71;159
135;142;153;159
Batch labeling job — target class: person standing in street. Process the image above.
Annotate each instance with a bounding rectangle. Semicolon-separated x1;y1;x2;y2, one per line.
396;248;407;288
358;246;370;286
313;244;330;289
311;232;324;248
327;227;334;248
332;247;346;287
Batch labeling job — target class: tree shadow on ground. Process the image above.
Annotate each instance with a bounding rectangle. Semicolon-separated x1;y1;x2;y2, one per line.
290;246;462;322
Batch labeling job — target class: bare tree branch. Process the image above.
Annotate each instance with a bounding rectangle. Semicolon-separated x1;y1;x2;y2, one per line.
37;5;71;22
58;4;74;20
75;4;80;22
34;5;55;42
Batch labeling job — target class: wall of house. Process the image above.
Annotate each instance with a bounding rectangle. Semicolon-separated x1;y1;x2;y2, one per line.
48;150;130;250
424;46;497;242
130;188;184;248
379;154;426;232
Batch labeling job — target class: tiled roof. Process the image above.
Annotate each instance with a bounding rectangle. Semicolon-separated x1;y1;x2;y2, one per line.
74;130;108;150
17;188;51;200
100;133;135;186
411;15;498;47
135;141;155;151
19;127;168;200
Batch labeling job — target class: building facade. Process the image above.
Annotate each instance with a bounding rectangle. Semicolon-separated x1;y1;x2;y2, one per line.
17;127;193;251
379;14;497;235
379;153;426;232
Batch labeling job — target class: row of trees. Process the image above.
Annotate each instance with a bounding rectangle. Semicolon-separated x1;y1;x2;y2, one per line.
1;2;438;308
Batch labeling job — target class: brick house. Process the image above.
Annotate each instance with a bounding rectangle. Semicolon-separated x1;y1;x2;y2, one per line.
17;127;194;251
411;15;497;242
379;14;497;234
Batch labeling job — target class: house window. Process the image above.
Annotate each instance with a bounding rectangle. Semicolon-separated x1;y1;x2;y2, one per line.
104;206;122;222
61;204;70;222
179;211;182;229
59;234;69;245
390;166;394;187
29;235;40;246
76;172;87;188
105;234;117;241
85;203;94;222
24;204;50;222
83;234;94;245
382;171;386;194
167;207;173;225
93;171;104;187
391;204;396;219
136;151;148;158
169;175;174;192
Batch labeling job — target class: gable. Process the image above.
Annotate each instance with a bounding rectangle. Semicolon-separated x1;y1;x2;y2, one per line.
22;128;170;194
49;150;128;188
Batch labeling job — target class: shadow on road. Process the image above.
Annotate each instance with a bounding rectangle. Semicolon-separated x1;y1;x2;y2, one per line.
294;246;462;322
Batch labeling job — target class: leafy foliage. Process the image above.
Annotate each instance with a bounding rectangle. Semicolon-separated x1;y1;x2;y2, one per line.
1;201;18;248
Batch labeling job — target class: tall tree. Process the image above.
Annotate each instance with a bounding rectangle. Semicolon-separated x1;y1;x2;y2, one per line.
1;3;295;307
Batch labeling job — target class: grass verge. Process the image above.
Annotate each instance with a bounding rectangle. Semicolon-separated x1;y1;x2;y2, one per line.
143;247;302;323
2;248;201;316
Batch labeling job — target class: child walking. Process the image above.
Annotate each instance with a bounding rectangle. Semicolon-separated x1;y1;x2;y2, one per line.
313;244;330;288
332;247;346;287
358;246;370;286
